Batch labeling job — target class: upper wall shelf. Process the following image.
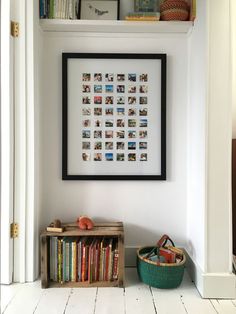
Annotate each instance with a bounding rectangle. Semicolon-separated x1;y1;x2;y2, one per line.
39;19;193;34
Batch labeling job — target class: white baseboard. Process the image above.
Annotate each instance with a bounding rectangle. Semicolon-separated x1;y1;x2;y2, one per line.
184;249;236;299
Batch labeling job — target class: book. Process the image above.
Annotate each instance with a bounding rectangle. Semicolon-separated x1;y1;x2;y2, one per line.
57;238;63;282
125;12;160;21
77;240;82;281
71;240;77;282
112;240;119;280
189;0;196;21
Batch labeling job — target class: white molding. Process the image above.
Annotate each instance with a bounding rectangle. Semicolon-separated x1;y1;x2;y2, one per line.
39;19;193;34
0;0;14;284
185;249;236;299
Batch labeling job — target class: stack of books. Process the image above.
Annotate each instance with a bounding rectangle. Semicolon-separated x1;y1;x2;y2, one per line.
49;236;119;283
39;0;79;19
125;12;160;22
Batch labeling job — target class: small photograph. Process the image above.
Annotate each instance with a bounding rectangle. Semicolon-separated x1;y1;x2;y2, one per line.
82;142;91;150
128;153;136;161
116;142;125;150
128;130;136;138
94;73;102;81
117;108;125;115
82;152;90;161
105;142;113;150
128;86;136;93
105;119;114;127
140;153;148;161
105;73;114;82
105;85;114;93
105;153;113;161
94;96;102;104
139;108;148;116
117;153;125;161
82;119;91;127
94;153;102;161
105;96;114;105
128;142;136;150
140;119;148;127
82;108;91;115
128;74;136;82
140;73;148;82
128;96;136;105
140;85;148;93
94;142;102;150
128;108;136;116
82;73;91;81
140;96;148;105
117;96;125;105
139;142;147;149
94;107;102;115
82;85;91;93
105;108;113;115
94;130;102;138
139;130;148;138
117;74;125;81
116;130;125;138
117;119;125;127
94;85;102;93
117;85;125;93
83;96;91;104
128;119;136;127
105;131;113;138
82;130;91;138
94;119;102;127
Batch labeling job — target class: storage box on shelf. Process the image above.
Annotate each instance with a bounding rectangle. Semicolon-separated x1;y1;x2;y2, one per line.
40;222;124;288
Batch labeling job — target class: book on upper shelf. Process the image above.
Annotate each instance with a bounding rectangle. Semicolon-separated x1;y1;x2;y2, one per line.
39;0;80;20
125;12;160;21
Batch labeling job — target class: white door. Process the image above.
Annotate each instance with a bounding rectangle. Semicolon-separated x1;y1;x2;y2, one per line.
0;0;14;284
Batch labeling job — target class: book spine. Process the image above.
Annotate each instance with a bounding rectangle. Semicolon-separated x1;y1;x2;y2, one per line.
81;243;86;281
72;241;77;282
54;237;58;282
102;247;106;281
49;0;54;19
39;0;44;18
62;240;66;282
105;246;109;281
77;241;82;281
190;0;196;21
69;241;72;281
58;239;62;283
113;249;119;280
65;242;70;281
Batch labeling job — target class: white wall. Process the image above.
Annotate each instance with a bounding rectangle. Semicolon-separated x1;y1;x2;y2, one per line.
39;33;188;247
186;0;207;272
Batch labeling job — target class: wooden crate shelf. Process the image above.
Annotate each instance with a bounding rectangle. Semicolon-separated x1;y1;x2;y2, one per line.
40;222;124;288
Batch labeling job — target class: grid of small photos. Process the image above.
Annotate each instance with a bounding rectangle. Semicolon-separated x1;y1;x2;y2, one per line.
81;72;149;162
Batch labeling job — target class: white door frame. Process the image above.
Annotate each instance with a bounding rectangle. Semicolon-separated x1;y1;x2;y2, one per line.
1;0;38;283
0;0;14;285
13;0;38;282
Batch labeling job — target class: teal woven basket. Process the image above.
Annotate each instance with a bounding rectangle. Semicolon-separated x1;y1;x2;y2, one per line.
137;246;186;289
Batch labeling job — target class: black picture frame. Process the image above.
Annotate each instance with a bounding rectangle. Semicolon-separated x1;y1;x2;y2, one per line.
62;53;166;180
79;0;120;20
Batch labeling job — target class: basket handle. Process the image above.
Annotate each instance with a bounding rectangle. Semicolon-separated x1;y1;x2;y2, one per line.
157;234;175;248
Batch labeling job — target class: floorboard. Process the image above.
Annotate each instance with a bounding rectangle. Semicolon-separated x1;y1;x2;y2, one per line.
64;287;97;314
2;281;43;314
1;268;236;314
33;287;71;314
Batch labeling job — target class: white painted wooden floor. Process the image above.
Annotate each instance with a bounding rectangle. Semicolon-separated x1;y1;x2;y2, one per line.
1;268;236;314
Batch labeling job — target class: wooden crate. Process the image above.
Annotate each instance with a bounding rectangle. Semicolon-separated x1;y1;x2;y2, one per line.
40;222;124;288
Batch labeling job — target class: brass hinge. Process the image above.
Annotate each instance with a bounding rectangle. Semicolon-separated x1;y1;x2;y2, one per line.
11;21;19;38
10;223;19;238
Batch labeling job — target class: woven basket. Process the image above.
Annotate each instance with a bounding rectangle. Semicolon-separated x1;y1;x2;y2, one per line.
137;246;186;289
160;0;189;21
